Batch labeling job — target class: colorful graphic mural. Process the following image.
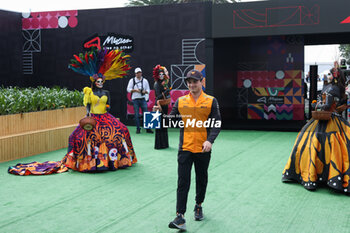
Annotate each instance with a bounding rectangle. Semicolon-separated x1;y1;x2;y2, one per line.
237;69;304;120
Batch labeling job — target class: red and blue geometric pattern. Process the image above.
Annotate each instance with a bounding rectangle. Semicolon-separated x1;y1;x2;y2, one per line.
276;104;293;120
22;10;78;30
237;71;284;88
264;104;277;120
239;70;304;120
248;104;264;120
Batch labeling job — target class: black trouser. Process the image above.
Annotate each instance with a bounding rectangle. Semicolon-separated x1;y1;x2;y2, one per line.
155;105;169;149
176;151;211;215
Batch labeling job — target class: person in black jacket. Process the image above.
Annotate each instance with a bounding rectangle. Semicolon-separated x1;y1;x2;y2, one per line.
154;69;221;231
152;65;171;149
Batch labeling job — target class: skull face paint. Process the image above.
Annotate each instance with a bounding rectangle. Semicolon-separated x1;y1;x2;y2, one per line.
109;148;118;161
95;78;104;88
159;72;165;80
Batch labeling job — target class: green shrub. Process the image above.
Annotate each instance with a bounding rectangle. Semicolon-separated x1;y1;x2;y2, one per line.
0;86;84;115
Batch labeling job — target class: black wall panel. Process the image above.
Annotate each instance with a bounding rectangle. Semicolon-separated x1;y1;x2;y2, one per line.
213;0;350;38
12;3;207;122
214;35;305;130
0;10;22;86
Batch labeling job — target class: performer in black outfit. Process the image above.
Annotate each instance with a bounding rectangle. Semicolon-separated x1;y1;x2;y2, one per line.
153;65;171;149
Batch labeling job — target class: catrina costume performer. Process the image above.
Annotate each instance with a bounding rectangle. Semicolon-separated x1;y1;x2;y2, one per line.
8;48;136;175
282;62;350;194
153;65;171;149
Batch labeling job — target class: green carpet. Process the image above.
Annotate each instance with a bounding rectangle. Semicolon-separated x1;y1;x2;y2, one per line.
1;127;349;233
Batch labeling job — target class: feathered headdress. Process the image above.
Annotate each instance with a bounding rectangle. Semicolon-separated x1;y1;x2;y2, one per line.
153;64;169;81
68;47;131;82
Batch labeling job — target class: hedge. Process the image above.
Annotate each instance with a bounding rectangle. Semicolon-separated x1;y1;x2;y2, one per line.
0;86;84;115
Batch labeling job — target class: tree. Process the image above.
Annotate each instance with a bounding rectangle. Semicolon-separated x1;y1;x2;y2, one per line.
339;44;350;64
181;0;237;3
126;0;236;6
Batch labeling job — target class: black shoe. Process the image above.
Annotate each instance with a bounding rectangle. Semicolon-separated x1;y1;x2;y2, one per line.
136;128;141;134
303;181;317;191
194;204;204;221
146;129;154;134
168;213;186;231
281;173;294;183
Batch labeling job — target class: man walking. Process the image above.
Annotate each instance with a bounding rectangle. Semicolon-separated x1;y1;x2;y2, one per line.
157;70;221;231
127;67;153;134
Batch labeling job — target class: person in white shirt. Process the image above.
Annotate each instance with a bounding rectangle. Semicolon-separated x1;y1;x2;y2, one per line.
127;67;153;134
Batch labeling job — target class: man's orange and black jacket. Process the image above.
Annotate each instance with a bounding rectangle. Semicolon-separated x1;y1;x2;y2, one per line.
168;91;221;153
